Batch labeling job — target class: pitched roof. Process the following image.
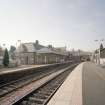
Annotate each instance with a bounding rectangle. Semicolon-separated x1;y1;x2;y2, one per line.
15;42;68;56
15;42;45;53
23;43;36;52
37;47;68;55
37;47;53;53
15;43;36;53
33;43;44;50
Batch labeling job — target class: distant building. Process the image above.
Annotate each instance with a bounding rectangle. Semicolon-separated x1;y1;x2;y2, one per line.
0;46;4;66
15;40;68;65
15;41;42;65
70;49;92;62
100;48;105;65
93;44;105;65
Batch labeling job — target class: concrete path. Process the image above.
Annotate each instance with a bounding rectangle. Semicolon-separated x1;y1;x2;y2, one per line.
83;62;105;105
47;62;83;105
47;62;105;105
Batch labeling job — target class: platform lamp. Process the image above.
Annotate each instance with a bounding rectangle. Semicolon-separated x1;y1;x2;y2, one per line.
17;40;21;65
2;44;6;56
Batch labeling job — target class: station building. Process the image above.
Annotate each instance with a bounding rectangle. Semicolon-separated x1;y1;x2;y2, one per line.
100;48;105;64
92;47;105;65
15;40;68;65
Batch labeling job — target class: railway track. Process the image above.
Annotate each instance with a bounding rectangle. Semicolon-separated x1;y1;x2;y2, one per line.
15;69;72;105
0;64;69;97
0;63;77;105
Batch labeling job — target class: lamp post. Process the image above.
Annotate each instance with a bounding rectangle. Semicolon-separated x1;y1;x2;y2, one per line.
3;44;6;50
17;40;21;65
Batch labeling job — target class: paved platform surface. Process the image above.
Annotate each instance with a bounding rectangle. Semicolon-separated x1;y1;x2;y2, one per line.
0;65;45;75
0;63;62;75
0;65;44;71
0;62;69;75
47;62;105;105
0;62;71;75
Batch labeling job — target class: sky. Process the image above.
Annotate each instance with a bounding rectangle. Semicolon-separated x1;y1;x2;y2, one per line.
0;0;105;51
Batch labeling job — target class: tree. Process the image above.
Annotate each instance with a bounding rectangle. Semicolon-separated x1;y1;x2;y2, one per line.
9;46;16;59
3;48;9;67
9;46;16;53
100;43;104;50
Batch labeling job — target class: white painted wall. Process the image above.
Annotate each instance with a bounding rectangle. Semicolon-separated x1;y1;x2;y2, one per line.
0;56;3;65
100;58;105;65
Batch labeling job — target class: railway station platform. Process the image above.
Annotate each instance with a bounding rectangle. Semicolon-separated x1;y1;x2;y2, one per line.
0;62;72;75
0;64;45;75
47;62;105;105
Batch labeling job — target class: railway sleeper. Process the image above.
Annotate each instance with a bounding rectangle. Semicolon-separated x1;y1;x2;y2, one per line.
32;94;48;99
21;101;41;105
37;92;51;96
28;97;44;104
